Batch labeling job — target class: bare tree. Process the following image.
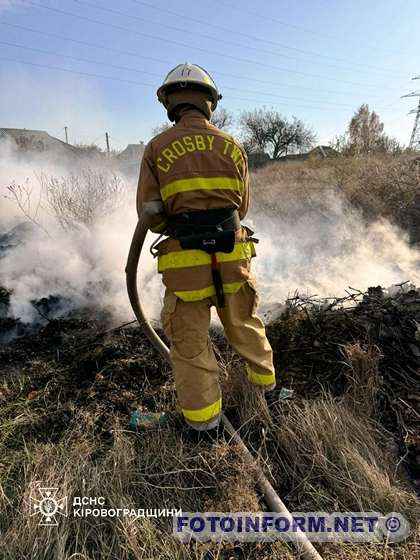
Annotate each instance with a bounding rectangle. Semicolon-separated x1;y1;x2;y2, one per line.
334;105;402;156
42;170;126;230
211;108;234;130
239;109;315;159
348;104;385;155
5;180;50;236
374;134;402;155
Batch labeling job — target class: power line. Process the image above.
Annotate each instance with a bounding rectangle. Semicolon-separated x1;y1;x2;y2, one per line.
222;86;354;108
214;0;358;41
213;0;409;55
0;56;156;87
0;40;161;79
0;21;171;65
0;21;397;101
72;0;405;79
0;56;360;113
18;0;401;91
128;0;405;76
0;40;366;109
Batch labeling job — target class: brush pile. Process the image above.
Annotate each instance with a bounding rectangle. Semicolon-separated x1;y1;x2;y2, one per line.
266;284;420;489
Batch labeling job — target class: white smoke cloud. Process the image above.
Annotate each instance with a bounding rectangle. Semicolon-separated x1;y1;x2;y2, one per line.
251;189;420;310
1;158;420;331
0;159;164;325
0;205;162;324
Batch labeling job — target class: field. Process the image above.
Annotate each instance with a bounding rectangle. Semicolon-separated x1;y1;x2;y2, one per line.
0;154;419;559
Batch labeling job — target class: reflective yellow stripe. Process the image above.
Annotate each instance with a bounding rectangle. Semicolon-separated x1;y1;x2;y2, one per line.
182;398;222;422
246;365;276;386
160;177;243;202
175;281;244;302
158;241;254;272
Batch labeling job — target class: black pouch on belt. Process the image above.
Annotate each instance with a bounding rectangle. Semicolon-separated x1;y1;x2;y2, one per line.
178;229;235;254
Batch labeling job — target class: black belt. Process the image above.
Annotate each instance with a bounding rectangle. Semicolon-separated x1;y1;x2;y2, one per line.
168;208;240;307
167;207;240;238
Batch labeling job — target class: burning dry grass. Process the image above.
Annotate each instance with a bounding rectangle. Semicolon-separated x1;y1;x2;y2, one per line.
0;289;419;559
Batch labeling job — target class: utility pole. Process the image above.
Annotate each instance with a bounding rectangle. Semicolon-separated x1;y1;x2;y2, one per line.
64;126;68;144
402;76;420;150
105;132;110;155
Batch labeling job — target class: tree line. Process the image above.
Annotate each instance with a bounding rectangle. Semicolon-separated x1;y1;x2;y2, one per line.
154;103;406;163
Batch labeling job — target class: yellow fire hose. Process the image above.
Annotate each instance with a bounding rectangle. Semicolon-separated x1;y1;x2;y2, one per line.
125;218;323;560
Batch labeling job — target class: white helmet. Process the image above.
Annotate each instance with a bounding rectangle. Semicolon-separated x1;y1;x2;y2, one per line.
157;63;222;111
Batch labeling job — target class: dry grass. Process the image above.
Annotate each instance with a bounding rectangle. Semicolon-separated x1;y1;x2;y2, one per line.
0;343;419;559
250;153;420;243
0;370;295;560
223;343;420;559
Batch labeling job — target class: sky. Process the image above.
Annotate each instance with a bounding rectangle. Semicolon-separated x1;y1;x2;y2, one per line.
0;0;419;151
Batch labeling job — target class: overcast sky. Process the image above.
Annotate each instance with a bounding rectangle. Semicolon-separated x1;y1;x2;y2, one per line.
0;0;419;150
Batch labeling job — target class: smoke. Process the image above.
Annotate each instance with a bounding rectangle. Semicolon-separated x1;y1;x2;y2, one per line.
1;157;420;333
0;66;162;332
250;189;420;311
0;207;162;325
0;161;163;326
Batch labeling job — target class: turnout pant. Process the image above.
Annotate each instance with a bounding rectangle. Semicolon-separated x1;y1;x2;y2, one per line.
161;279;276;431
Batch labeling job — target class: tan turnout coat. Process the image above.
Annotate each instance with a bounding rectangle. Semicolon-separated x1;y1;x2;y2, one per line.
137;108;257;302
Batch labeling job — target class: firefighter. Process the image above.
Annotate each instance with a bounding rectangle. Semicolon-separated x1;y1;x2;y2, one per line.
137;63;276;433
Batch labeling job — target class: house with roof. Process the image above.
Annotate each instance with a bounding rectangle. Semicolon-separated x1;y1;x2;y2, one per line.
248;145;339;168
117;142;145;175
0;128;79;157
278;145;339;163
